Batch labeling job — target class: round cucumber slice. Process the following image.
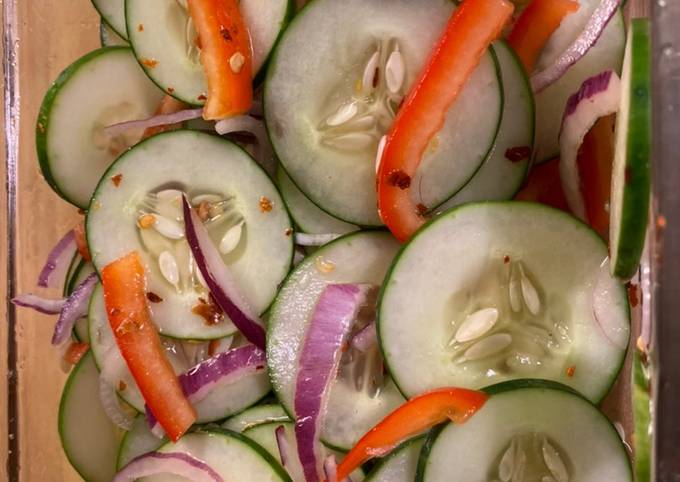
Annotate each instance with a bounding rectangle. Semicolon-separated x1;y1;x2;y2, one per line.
417;381;632;482
36;47;164;209
268;231;406;450
265;0;502;226
116;414;165;470
379;202;629;403
534;5;625;163
86;130;293;340
59;352;122;482
125;0;293;104
438;41;534;210
222;404;290;433
100;19;128;47
92;0;128;40
610;18;651;280
365;436;424;482
139;429;292;482
277;168;358;235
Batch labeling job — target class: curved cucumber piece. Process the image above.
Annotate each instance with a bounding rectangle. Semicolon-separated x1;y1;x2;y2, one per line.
116;414;165;470
140;429;292;482
633;351;652;482
417;381;632;482
277;168;358;235
92;0;127;40
268;231;406;450
265;0;502;225
59;352;121;482
222;404;290;433
126;0;293;104
100;20;128;47
36;47;164;208
63;252;82;297
534;6;625;163
86;130;293;340
66;259;96;296
438;41;533;210
365;436;424;482
610;19;651;280
379;202;629;403
66;257;94;342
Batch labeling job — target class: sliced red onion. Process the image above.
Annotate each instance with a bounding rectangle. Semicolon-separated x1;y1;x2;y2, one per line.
38;230;77;288
214;115;275;175
104;108;204;137
275;425;291;469
351;322;377;353
294;233;343;247
113;451;223;482
323;455;352;482
295;284;372;482
12;294;66;314
532;0;621;93
52;272;98;345
99;373;134;431
182;195;266;349
559;70;621;220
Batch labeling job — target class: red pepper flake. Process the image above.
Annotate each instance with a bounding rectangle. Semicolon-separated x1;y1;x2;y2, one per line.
208;339;221;356
566;366;576;378
372;68;380;88
111;173;123;187
63;342;89;365
627;283;640;308
77;208;86;215
197;201;211;221
192;297;224;325
259;196;273;212
387;170;411;190
220;28;232;41
197;94;208;101
142;58;159;68
503;255;511;264
167;87;175;94
504;146;532;163
137;23;144;32
657;214;667;229
415;203;429;216
285;228;293;237
118;380;127;391
146;292;163;303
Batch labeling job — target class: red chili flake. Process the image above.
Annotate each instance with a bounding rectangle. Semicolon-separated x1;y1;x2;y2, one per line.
387;170;411;190
192;297;224;325
77;208;86;215
566;366;576;378
504;146;532;163
63;342;89;365
256;365;265;370
146;292;163;303
137;23;144;32
503;255;511;264
220;28;232;41
208;339;221;356
259;196;273;212
167;87;175;94
197;201;211;221
657;214;667;229
118;380;127;391
372;68;380;88
284;228;293;237
624;166;632;184
197;94;208;101
415;203;428;216
142;58;159;68
627;283;640;308
111;173;123;187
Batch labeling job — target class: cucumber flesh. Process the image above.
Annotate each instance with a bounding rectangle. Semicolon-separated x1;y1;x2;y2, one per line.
365;436;424;482
379;202;629;403
116;414;165;470
59;352;122;482
100;20;128;47
438;41;533;211
633;351;652;482
36;47;164;208
418;382;632;482
277;168;358;235
92;0;127;40
222;404;291;433
534;6;625;163
86;130;293;340
267;231;406;450
609;19;651;280
265;0;502;225
140;429;292;482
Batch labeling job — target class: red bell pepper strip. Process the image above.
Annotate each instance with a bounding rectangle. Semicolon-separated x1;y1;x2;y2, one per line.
507;0;579;72
102;252;196;441
333;388;489;481
63;342;89;365
515;157;571;212
577;115;615;239
376;0;514;242
142;95;189;139
187;0;253;120
73;220;91;262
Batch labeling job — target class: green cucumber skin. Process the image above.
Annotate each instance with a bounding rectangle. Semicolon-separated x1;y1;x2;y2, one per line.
365;435;426;482
36;47;131;209
613;19;651;280
414;425;445;482
633;351;651;482
91;0;129;40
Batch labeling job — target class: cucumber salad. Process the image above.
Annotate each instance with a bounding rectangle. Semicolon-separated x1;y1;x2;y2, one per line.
17;0;652;481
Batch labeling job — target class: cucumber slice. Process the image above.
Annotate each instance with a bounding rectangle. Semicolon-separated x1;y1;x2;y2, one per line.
379;202;629;403
534;6;625;163
268;231;406;450
86;130;293;340
365;436;424;482
609;19;651;280
59;352;122;482
277;168;358;235
66;259;96;296
36;47;164;209
265;0;503;226
438;41;534;210
417;381;632;482
63;252;82;296
92;0;127;40
633;351;652;482
125;0;293;104
116;414;165;470
100;20;128;47
222;404;290;432
139;429;292;482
